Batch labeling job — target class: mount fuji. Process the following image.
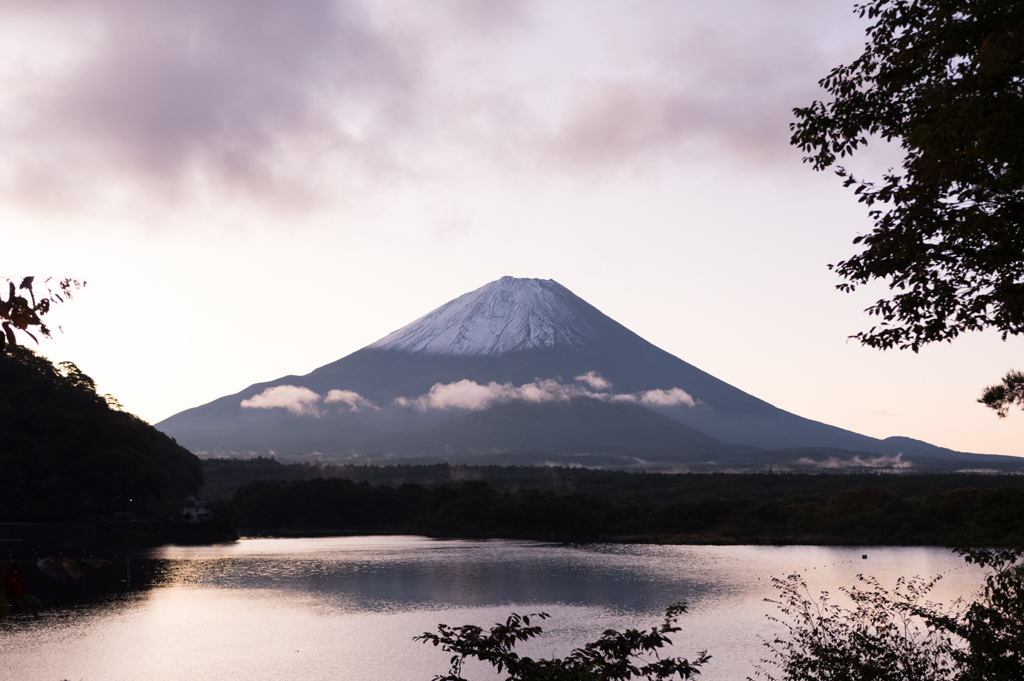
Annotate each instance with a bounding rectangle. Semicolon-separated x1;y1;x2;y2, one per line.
156;276;1018;471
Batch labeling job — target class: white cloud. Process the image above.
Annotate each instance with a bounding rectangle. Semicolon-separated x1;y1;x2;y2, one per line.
396;379;519;411
515;378;583;404
241;384;377;415
396;375;697;412
396;378;583;411
639;387;696;407
794;454;914;470
325;389;379;412
575;371;611;390
241;385;322;416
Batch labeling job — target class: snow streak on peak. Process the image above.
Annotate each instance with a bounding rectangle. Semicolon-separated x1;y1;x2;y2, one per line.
366;276;603;356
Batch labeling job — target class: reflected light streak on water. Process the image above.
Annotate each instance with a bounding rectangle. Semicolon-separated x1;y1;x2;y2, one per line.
0;537;986;681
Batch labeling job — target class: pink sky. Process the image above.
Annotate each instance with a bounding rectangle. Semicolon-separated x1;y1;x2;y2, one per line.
5;0;1022;457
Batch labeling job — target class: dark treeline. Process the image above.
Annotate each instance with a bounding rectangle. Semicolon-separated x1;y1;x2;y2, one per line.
232;471;1024;545
203;457;1024;502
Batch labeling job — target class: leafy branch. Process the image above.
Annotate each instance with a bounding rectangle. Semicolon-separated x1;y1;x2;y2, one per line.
416;603;709;680
0;276;85;351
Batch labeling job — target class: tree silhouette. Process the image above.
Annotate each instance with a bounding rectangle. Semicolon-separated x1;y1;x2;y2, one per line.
790;0;1024;412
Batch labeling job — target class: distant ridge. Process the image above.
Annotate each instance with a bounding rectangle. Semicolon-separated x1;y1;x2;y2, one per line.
157;276;1020;471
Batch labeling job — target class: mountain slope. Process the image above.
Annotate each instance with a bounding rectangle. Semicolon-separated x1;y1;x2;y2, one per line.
358;398;747;458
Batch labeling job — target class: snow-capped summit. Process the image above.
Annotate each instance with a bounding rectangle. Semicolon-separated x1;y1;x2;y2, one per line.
366;276;603;356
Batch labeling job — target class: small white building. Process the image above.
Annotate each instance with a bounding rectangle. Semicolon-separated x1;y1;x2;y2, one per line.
180;496;213;523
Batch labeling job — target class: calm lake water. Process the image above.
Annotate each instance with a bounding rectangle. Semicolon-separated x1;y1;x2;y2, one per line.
1;537;987;681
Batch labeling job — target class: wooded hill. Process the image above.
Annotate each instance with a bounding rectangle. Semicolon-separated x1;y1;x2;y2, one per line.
0;346;204;522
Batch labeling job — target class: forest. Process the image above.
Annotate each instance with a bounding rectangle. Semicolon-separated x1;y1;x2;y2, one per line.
0;345;204;522
0;346;236;545
223;460;1024;546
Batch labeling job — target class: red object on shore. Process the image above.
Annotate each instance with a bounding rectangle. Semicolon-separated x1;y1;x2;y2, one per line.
3;563;27;597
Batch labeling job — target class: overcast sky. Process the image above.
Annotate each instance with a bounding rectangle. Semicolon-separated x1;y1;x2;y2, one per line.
6;0;1022;457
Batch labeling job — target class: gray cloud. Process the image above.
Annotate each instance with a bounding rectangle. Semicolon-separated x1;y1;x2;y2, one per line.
0;0;413;212
0;0;861;217
538;2;855;170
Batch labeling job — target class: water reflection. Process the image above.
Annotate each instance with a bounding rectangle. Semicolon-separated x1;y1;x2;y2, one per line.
148;538;981;614
1;537;987;681
145;538;733;614
2;554;164;616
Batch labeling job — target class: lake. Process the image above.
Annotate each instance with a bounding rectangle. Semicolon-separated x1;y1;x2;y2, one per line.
1;537;987;680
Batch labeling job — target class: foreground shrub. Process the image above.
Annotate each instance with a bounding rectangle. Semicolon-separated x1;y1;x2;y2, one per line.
417;603;710;680
755;548;1024;681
